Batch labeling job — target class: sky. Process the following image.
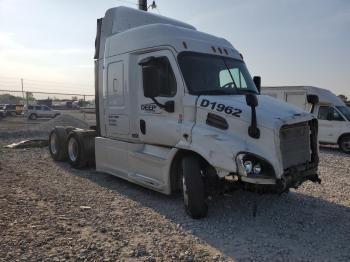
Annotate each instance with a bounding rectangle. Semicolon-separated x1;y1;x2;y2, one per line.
0;0;349;97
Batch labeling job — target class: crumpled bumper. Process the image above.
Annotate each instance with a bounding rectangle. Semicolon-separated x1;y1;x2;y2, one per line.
276;162;320;192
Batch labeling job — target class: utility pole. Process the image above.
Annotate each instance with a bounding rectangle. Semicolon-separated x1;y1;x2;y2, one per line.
138;0;147;11
26;92;29;107
21;78;25;104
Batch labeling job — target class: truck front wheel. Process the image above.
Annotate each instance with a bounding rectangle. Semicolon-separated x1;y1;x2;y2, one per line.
181;155;208;219
339;136;350;154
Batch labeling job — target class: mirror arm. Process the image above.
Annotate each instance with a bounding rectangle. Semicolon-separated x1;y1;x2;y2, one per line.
150;98;174;113
150;97;164;108
248;106;260;139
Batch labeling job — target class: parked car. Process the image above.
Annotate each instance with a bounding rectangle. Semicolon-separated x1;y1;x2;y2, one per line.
0;105;6;118
25;105;61;120
3;104;17;116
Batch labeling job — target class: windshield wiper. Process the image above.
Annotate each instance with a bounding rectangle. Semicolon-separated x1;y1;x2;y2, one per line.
223;58;237;89
236;89;258;94
196;89;237;96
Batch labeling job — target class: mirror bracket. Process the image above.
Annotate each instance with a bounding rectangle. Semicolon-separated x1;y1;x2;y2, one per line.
150;98;174;113
245;94;260;139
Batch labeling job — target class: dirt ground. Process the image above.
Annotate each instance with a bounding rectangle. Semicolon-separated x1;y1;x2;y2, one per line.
0;116;349;261
0;110;95;132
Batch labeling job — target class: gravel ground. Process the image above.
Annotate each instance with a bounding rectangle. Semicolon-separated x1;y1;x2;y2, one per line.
0;117;350;261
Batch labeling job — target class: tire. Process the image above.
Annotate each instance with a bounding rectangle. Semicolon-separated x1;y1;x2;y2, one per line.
10;111;16;117
29;113;37;120
67;131;86;169
49;127;70;161
67;130;95;169
339;136;350;154
181;155;208;219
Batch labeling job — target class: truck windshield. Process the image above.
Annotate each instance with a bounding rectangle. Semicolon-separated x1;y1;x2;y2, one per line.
178;52;258;95
336;106;350;121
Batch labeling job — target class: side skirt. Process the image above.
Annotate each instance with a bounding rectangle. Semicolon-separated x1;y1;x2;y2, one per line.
95;137;177;194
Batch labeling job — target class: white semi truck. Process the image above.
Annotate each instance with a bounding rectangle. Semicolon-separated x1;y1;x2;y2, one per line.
48;5;320;218
262;86;350;153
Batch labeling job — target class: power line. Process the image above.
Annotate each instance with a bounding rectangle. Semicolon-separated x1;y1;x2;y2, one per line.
0;89;94;97
24;79;93;87
0;77;93;87
115;0;138;6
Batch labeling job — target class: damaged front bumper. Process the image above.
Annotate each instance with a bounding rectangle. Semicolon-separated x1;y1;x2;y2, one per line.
277;162;321;192
238;162;320;193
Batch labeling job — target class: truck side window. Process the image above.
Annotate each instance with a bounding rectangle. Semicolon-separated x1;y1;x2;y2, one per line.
35;106;41;110
318;106;345;121
143;57;176;97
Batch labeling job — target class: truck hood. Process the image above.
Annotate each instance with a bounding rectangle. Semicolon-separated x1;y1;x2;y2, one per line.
197;94;313;130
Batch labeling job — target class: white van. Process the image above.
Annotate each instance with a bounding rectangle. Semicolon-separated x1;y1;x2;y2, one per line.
262;86;350;153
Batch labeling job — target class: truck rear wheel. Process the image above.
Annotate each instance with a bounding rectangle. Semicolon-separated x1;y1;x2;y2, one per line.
67;131;87;169
181;155;208;219
49;127;71;161
339;136;350;154
67;130;96;169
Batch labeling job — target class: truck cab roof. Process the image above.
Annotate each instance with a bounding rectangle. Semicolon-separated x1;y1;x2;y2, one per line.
96;6;242;61
105;23;241;60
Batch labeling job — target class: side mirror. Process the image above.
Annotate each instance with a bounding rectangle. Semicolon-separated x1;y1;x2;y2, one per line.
253;76;261;94
327;113;333;121
307;94;319;105
246;93;258;107
142;65;161;98
307;95;319;114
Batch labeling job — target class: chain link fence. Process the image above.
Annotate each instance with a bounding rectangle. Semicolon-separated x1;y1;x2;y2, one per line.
0;89;95;125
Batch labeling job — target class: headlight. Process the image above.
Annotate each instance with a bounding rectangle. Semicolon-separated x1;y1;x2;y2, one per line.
236;153;274;177
253;163;262;174
243;161;253;173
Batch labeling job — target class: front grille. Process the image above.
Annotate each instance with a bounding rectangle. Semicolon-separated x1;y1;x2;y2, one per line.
280;122;311;169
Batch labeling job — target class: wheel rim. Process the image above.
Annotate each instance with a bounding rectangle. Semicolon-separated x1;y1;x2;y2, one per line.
182;175;189;206
50;133;58;155
342;139;350;152
68;137;78;162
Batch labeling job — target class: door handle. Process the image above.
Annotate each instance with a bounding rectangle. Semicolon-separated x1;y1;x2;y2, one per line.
140;119;146;135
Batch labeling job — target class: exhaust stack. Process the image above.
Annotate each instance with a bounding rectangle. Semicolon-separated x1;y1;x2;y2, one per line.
138;0;147;11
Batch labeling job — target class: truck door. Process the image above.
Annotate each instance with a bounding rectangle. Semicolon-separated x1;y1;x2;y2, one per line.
137;50;183;146
105;60;130;137
317;105;345;143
